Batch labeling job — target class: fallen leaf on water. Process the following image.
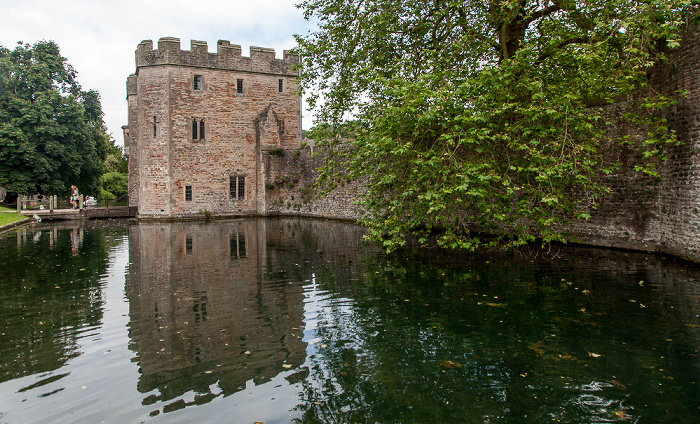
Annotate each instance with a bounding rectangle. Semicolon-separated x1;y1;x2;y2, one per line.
439;360;462;369
614;410;628;419
589;352;602;358
282;364;292;369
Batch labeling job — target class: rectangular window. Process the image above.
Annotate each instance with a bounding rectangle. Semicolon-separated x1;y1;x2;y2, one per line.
185;185;192;201
192;118;205;140
153;116;157;138
278;79;283;93
236;79;243;94
238;176;245;199
193;75;203;90
229;176;245;200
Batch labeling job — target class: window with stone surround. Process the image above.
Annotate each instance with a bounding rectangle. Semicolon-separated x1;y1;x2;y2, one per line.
193;75;203;91
185;185;192;201
192;118;205;141
229;176;245;200
236;79;244;94
278;78;284;93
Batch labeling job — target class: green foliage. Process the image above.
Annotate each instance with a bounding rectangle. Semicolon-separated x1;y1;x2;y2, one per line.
268;147;286;157
296;0;697;251
104;139;127;174
100;172;127;200
0;41;110;198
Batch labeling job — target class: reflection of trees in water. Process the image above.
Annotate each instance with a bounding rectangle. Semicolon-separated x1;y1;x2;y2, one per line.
0;222;127;382
294;247;700;423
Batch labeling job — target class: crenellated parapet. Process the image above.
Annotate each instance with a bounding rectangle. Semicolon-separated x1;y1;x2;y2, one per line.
135;37;299;76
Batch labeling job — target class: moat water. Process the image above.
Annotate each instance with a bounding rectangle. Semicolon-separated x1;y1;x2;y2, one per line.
0;218;699;423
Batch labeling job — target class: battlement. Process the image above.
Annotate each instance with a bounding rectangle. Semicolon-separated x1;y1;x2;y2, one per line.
135;38;299;76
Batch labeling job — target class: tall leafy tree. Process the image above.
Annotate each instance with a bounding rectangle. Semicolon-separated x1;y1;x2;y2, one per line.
0;41;109;199
296;0;698;251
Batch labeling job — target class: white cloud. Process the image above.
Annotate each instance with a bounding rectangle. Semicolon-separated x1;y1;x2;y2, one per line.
0;0;317;145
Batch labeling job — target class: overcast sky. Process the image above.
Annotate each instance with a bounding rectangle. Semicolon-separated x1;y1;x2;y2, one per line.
0;0;317;146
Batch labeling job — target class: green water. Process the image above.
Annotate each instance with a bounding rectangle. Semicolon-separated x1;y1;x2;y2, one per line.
0;218;698;423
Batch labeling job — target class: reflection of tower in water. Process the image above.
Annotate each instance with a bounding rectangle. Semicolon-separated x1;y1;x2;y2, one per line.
126;220;307;411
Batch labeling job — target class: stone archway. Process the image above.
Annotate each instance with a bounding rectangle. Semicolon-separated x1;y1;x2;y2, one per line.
253;104;284;214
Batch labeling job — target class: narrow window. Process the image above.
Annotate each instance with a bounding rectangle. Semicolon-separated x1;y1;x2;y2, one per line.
199;119;205;140
152;116;157;138
278;79;283;93
236;79;243;94
185;185;192;201
192;118;198;140
237;176;245;199
193;75;203;91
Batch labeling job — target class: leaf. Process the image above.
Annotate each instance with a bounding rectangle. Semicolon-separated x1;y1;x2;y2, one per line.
588;352;602;358
439;360;462;369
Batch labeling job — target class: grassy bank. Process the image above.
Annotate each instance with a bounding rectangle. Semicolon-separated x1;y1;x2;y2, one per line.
0;205;26;227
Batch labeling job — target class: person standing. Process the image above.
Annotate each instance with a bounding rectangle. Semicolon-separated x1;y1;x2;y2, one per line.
70;185;78;209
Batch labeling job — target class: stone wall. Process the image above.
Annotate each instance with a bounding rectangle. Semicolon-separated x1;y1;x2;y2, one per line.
568;23;700;262
261;143;365;221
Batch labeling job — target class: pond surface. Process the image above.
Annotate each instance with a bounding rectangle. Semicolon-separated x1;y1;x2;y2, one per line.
0;218;699;423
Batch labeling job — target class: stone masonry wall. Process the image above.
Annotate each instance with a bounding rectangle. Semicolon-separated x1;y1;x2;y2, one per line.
569;23;700;262
261;144;365;221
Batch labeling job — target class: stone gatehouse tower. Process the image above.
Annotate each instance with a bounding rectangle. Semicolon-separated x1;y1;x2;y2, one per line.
124;37;301;218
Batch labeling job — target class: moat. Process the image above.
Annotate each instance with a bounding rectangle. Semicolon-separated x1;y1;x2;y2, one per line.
1;218;699;423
